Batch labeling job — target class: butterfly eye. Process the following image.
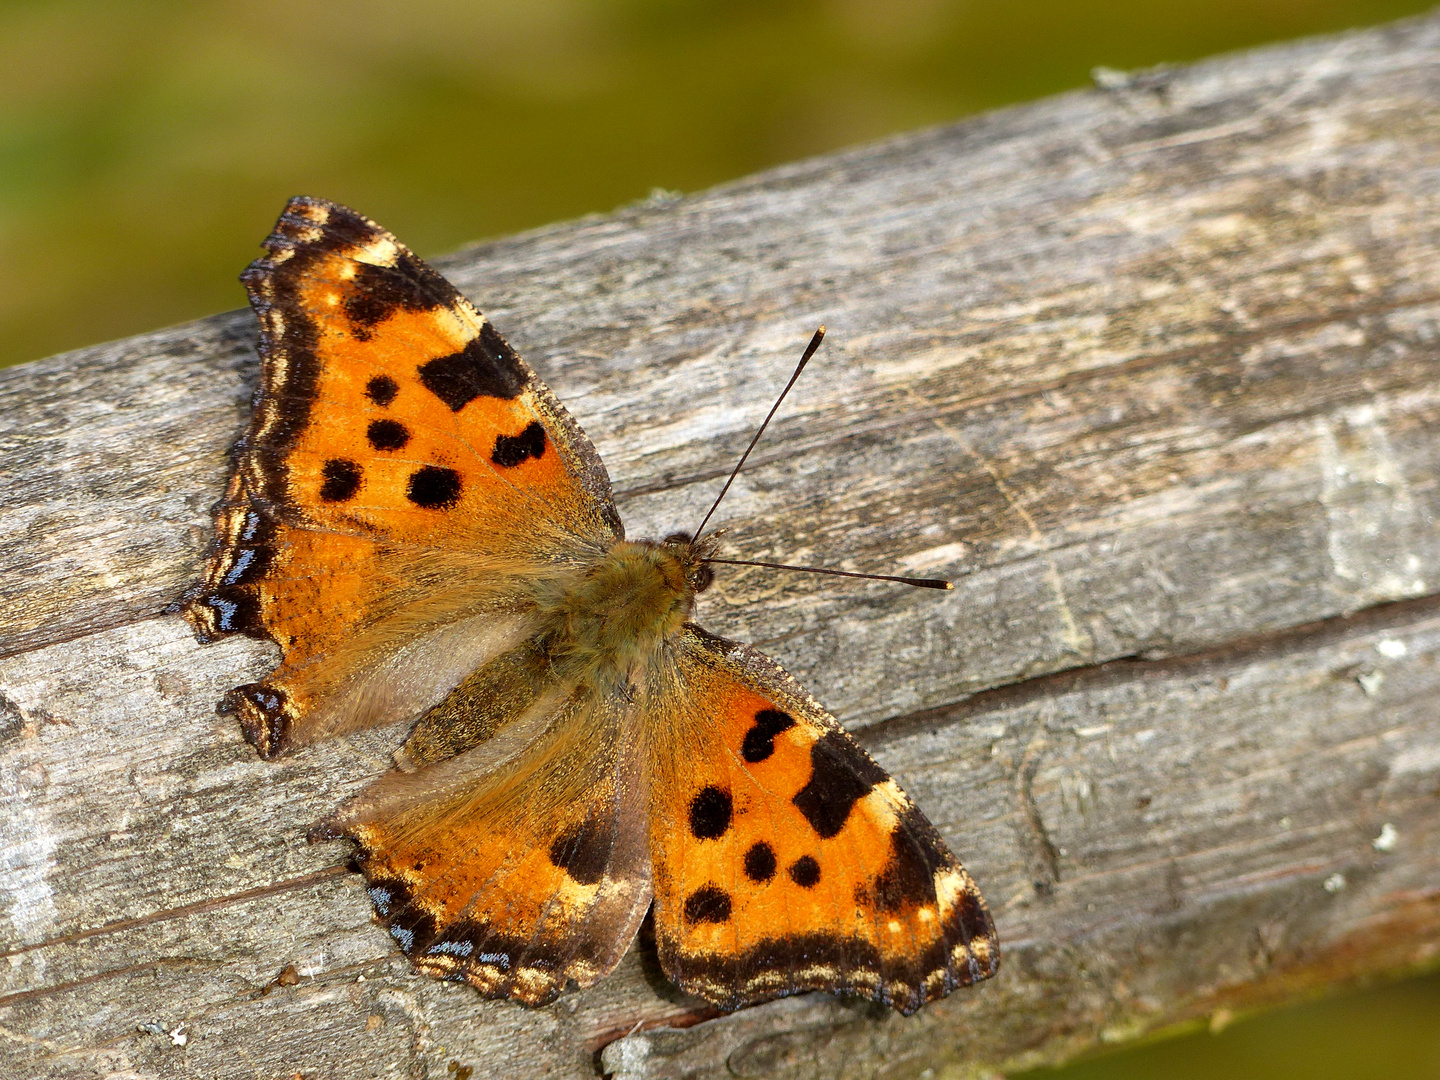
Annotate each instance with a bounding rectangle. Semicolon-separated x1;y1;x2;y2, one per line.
664;531;694;546
691;564;715;593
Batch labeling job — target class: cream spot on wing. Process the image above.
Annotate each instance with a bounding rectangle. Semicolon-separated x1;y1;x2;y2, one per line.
874;779;908;807
566;959;598;984
294;202;330;223
888;920;902;934
796;963;838;983
515;968;556;999
934;868;966;908
355;236;399;266
917;906;935;923
850;969;881;990
552;876;602;911
427;305;471;342
857;780;905;832
338;263;357;280
468;968;502;994
268;248;294;265
293;225;323;244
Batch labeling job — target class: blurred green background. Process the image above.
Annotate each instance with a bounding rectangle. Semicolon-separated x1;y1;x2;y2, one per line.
1012;971;1440;1080
5;0;1439;1075
5;0;1440;370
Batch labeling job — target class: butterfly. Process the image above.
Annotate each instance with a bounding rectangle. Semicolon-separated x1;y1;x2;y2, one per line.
183;196;998;1014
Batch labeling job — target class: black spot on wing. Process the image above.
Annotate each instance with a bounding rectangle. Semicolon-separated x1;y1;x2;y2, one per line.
792;731;888;839
417;323;526;410
547;815;613;886
238;199;460;503
367;419;410;451
788;855;821;888
343;253;444;339
741;709;795;763
685;789;731;840
491;421;546;467
683;885;732;924
689;786;732;839
365;374;399;406
743;842;776;883
406;465;462;508
319;459;362;502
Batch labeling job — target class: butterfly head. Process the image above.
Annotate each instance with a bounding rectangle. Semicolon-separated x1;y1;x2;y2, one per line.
662;531;717;595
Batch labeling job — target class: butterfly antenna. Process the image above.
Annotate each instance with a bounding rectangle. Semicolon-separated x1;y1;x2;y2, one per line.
704;557;953;591
693;327;826;543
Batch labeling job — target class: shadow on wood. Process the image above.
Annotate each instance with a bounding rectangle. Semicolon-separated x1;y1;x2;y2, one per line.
3;12;1440;1080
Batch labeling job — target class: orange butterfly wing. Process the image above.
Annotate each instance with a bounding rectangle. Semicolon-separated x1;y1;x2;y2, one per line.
645;626;998;1013
182;197;620;757
315;681;652;1007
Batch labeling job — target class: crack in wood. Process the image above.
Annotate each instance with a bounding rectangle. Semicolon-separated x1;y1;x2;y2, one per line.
0;867;345;961
873;591;1440;747
1015;727;1064;894
0;957;209;1012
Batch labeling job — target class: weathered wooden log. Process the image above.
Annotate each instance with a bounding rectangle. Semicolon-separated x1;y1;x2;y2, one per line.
4;13;1440;1079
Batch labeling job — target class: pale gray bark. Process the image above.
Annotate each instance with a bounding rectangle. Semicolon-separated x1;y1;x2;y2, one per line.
3;13;1439;1080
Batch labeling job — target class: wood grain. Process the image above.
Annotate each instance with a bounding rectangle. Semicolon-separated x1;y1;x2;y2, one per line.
3;13;1440;1079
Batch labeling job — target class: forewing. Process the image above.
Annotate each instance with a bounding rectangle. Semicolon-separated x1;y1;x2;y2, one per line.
183;197;621;755
318;680;652;1006
645;626;998;1014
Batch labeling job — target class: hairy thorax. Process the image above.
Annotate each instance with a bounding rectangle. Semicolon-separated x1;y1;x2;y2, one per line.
400;537;712;770
535;539;706;683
